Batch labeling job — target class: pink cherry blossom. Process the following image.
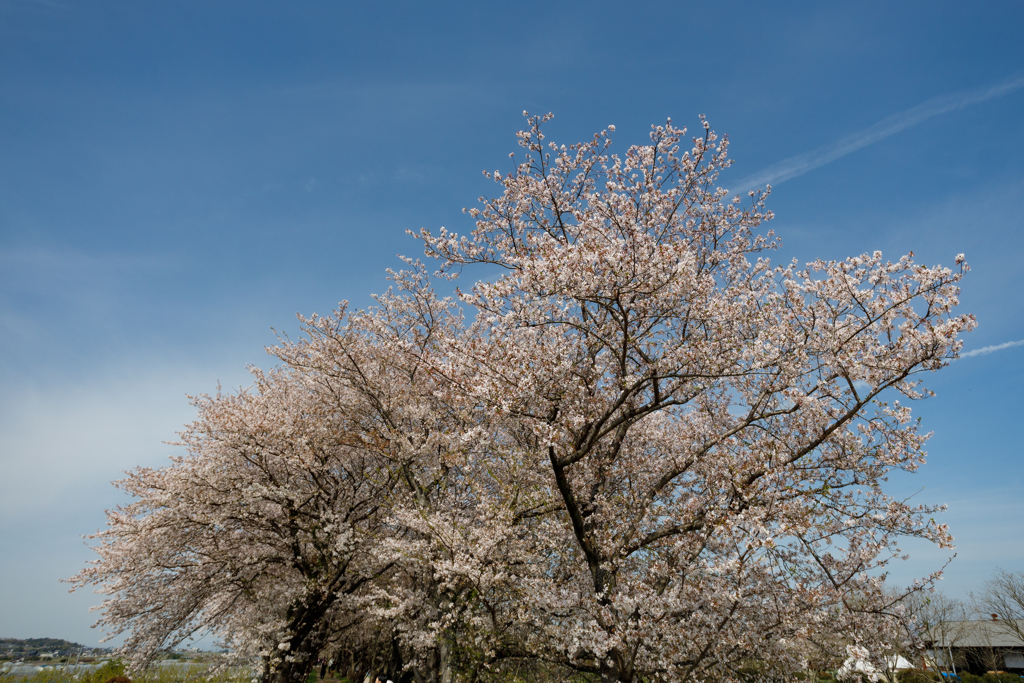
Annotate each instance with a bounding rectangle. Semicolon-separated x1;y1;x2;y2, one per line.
73;115;974;683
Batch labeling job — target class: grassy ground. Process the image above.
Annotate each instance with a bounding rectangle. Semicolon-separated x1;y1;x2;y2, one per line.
1;660;253;683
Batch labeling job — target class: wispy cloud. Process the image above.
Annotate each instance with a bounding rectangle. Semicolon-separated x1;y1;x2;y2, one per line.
732;75;1024;193
960;339;1024;358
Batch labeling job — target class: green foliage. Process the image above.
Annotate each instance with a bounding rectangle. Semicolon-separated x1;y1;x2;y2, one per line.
897;670;942;683
81;659;126;683
959;673;1024;683
897;671;1024;683
2;660;251;683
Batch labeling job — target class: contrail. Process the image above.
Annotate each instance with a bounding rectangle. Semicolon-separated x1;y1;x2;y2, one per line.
960;339;1024;358
732;75;1024;194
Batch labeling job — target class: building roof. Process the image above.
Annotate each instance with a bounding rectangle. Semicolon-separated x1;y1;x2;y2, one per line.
928;620;1024;648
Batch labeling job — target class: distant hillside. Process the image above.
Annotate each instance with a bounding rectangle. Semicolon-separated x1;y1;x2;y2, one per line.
0;638;108;659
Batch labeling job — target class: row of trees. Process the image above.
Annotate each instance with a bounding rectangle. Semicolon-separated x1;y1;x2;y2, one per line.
0;639;94;660
70;115;975;683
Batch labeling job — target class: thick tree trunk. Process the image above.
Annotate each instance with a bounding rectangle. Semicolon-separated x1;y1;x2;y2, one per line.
261;592;334;683
410;634;453;683
597;648;635;683
269;657;315;683
600;665;633;683
263;622;326;683
387;636;417;683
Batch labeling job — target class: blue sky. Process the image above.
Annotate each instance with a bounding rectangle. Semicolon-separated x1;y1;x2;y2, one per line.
1;0;1022;647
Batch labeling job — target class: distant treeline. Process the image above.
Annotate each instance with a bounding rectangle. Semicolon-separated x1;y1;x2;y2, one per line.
0;638;108;659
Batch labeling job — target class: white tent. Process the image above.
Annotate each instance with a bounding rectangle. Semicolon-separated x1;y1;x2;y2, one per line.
887;655;915;671
838;654;915;681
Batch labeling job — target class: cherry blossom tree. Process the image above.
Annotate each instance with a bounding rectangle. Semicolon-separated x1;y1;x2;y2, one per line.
69;367;397;683
414;113;974;682
74;113;973;683
272;267;553;683
72;268;542;683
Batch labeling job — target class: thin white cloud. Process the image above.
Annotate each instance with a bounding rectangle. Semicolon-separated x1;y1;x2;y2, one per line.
960;339;1024;358
732;75;1024;193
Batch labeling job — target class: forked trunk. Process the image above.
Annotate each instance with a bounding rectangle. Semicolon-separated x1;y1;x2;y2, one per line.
599;651;634;683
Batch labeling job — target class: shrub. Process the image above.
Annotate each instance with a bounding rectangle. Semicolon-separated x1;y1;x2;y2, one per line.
959;674;1024;683
897;670;942;683
2;660;252;683
83;660;126;683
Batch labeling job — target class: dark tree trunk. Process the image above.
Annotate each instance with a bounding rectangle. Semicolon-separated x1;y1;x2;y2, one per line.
269;657;315;683
260;591;336;683
388;636;417;683
598;649;635;683
262;611;329;683
600;667;634;683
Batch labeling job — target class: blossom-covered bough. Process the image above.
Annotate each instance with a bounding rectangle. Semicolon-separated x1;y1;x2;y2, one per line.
73;114;973;683
415;113;974;682
68;367;399;683
272;268;549;683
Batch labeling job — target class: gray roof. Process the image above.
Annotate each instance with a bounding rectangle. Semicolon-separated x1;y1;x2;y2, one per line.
928;620;1024;648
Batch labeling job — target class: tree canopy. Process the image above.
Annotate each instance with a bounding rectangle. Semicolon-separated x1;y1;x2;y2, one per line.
71;114;974;683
